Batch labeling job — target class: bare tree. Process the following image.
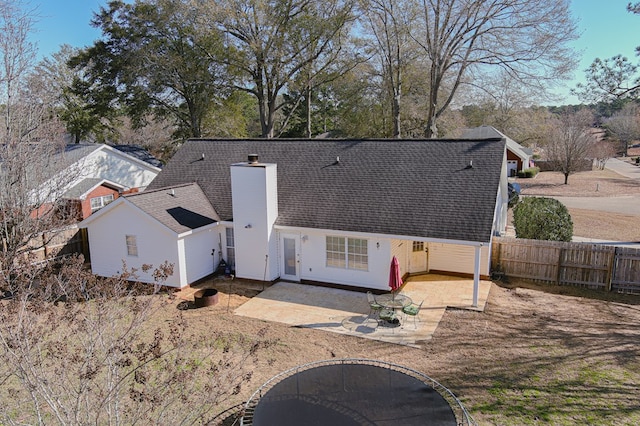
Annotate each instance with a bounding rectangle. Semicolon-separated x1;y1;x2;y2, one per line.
604;102;640;156
591;139;619;170
0;0;39;144
0;257;273;425
544;109;597;184
205;0;356;138
0;141;81;289
360;0;418;138
411;0;579;138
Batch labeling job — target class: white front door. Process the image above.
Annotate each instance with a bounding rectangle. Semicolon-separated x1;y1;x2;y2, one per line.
281;234;300;281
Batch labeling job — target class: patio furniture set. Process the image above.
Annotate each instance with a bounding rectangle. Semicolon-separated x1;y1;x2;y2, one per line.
367;291;423;329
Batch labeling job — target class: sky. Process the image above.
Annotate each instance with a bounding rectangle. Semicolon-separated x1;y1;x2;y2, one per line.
28;0;640;105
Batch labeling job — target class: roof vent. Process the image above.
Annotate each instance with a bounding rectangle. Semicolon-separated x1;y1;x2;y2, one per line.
248;154;259;164
466;160;473;169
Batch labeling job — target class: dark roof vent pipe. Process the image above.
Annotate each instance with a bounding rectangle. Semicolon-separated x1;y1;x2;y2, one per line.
248;154;259;164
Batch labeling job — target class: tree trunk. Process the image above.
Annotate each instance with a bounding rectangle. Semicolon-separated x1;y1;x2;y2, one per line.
306;85;312;138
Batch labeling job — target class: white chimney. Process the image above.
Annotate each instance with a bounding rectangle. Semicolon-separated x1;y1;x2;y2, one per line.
230;155;279;281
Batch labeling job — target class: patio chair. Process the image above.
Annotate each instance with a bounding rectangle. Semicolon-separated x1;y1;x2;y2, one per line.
367;291;383;322
402;300;423;329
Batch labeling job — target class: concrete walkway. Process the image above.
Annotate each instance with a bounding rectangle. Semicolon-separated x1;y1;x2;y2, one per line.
233;274;492;348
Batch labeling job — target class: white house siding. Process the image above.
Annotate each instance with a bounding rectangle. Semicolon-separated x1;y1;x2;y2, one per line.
391;240;409;276
281;229;394;291
493;147;510;236
38;147;160;205
181;227;219;285
87;148;159;191
428;243;490;276
86;203;182;287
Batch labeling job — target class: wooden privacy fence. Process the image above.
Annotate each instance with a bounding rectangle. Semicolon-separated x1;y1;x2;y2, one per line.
25;225;89;264
491;237;640;294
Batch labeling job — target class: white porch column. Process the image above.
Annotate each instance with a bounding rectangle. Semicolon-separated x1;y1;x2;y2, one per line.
473;244;482;308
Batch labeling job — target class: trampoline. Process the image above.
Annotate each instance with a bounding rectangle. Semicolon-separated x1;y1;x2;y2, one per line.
241;359;475;426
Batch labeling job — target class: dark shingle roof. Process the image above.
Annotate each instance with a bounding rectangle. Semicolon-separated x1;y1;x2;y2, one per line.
125;183;219;234
113;145;163;168
148;138;506;243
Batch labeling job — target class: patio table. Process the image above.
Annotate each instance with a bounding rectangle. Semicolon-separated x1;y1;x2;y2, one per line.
375;293;412;326
376;293;412;310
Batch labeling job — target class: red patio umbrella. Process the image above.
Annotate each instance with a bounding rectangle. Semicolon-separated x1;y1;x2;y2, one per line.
388;256;403;300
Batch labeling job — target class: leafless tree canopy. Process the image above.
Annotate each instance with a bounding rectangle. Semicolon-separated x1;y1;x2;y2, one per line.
411;0;578;137
544;109;598;184
202;0;357;138
604;102;640;155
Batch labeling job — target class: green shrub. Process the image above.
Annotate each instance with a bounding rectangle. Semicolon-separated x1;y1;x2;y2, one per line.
517;167;540;178
513;197;573;242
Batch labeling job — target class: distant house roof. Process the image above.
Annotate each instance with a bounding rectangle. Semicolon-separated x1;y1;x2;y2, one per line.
62;178;125;200
124;183;219;234
462;126;532;160
113;145;163;168
148;138;506;243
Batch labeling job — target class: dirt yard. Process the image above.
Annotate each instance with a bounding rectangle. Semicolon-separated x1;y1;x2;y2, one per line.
178;277;640;426
515;167;640;241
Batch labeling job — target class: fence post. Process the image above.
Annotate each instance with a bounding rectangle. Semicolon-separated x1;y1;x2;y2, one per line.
607;247;617;292
555;247;564;285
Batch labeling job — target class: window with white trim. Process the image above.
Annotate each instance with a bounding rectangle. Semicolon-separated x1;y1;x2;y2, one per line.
225;228;235;267
90;194;114;212
412;241;424;252
326;236;368;271
126;235;138;257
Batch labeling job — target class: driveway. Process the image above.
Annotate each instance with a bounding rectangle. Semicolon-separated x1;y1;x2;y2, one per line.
233;274;492;348
542;158;640;216
605;157;640;179
552;195;640;215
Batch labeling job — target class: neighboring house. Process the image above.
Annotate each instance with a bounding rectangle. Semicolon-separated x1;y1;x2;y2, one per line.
31;143;162;220
463;126;533;177
113;144;164;168
81;138;509;304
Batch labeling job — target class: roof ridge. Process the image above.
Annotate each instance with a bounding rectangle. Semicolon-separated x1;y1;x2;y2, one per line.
125;182;198;198
187;137;504;143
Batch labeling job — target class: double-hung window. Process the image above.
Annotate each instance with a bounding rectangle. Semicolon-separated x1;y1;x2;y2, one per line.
326;236;368;271
126;235;138;257
90;194;114;212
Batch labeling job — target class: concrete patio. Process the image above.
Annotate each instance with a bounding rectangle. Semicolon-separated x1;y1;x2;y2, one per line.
232;274;492;348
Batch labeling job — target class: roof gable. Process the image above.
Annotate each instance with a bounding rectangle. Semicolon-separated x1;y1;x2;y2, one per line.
125;183;219;234
148;138;506;243
462;125;532;160
62;178;125;200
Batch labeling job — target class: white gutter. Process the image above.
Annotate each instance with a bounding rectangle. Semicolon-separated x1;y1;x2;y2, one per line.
274;224;487;247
